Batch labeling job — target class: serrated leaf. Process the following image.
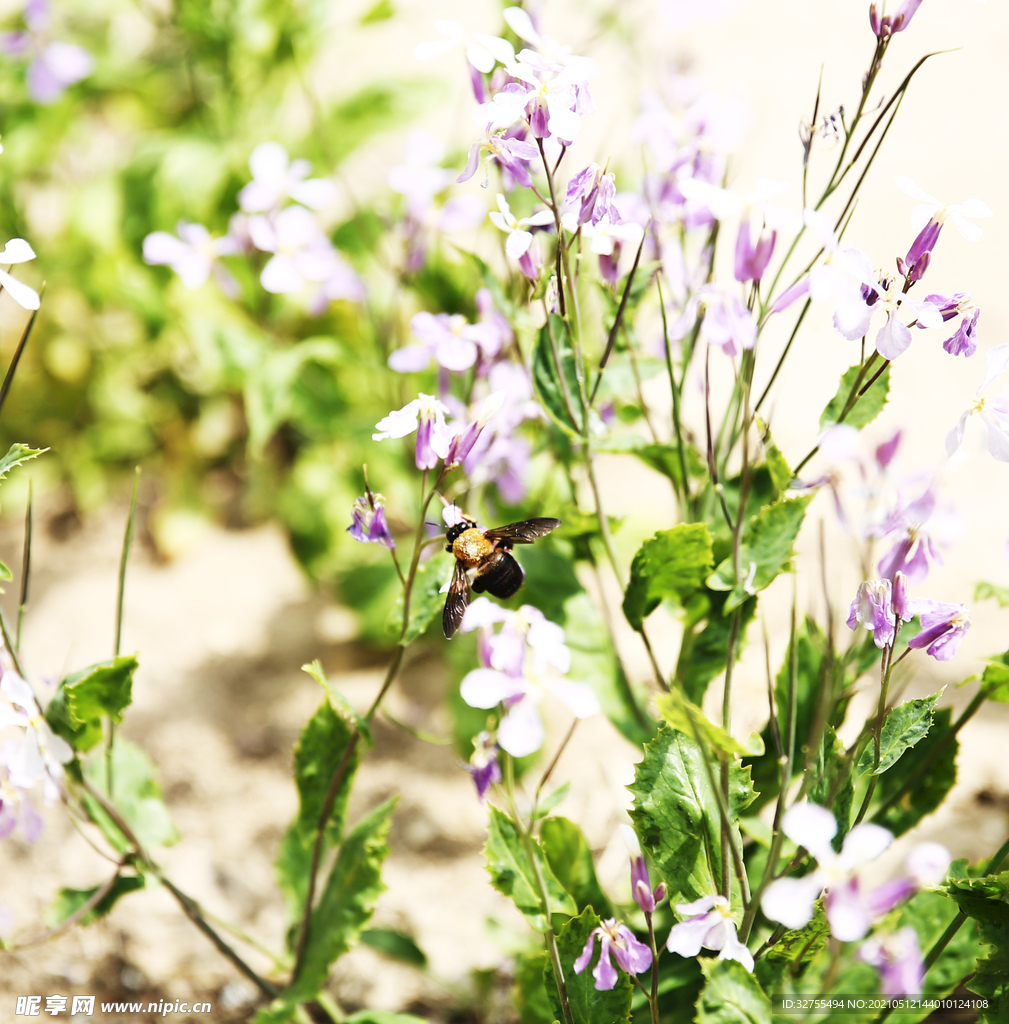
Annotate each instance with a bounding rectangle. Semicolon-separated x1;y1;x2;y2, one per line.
766;902;829;965
287;797;396;1001
623;523;714;630
0;443;45;482
540;815;612;917
975;581;1009;608
360;927;427;968
302;660;372;747
708;495;813;612
392;554;449;644
485;805;577;931
548;908;632;1024
82;738;178;852
856;689;941;776
819;362;891;431
657;691;763;758
967;919;1009;1022
276;699;359;924
45;656;138;753
628;726;755;910
696;959;770;1024
533;314;584;435
45;875;145;929
756;419;792;496
874;707;958;837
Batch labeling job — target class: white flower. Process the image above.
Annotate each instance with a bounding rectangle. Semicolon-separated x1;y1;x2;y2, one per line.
678;177;801;235
666;895;754;972
761;803;892;941
488;194;554;259
946;343;1009;462
0;239;40;310
895;176;992;241
238;142;336;214
581;217;644;257
143;221;240;292
414;20;514;73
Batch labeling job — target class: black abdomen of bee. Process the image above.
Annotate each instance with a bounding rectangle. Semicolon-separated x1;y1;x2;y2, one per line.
472;551;526;599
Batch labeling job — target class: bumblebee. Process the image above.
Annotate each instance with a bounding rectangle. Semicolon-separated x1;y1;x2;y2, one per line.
442;514;561;638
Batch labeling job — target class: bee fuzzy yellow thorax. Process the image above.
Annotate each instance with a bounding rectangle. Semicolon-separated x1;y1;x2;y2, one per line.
453;528;494;566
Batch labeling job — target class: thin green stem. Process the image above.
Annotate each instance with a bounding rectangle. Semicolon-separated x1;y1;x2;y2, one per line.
646;913;660;1024
16;481;31;651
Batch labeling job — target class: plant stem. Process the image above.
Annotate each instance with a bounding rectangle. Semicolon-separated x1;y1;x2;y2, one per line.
504;754;575;1024
646;912;660;1024
16;481;31;651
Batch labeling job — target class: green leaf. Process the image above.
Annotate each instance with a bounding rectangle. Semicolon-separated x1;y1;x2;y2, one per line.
533;314;583;435
45;875;145;929
548;908;632;1024
856;689;941;776
980;661;1009;703
765;902;830;967
975;581;1009;608
967;919;1009;1022
628;726;755;909
708;495;813;612
695;959;770;1024
540;816;613;917
359;927;427;968
943;874;1009;922
819;362;892;431
302;660;373;748
0;443;45;482
345;1014;426;1024
82;738;178;852
275;699;359;926
656;691;763;758
513;950;554;1024
358;0;395;23
623;523;714;630
632;441;707;492
484;805;577;932
756;419;792;496
244;338;343;457
674;588;757;706
391;554;450;643
874;707;958;837
288;797;396;1001
45;656;138;753
532;781;571;822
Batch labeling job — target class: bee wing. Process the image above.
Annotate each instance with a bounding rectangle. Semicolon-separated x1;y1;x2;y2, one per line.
482;517;561;545
442;560;472;639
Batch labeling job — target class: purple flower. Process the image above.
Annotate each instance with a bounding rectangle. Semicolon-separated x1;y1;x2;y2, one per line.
734;223;776;283
143;221;241;296
875;430;902;472
846;580;896;648
389;312;499;374
347;493;395;550
870;0;924;37
891;571;911;622
859;928;924;996
670;285;756;357
762;804;895;942
373;394;452;470
446;392;505;467
872;487;945;585
459;601;598;757
666;895;754;972
574;918;653;991
566;164;619;227
457;131;540;190
906;600;970;661
619;825;665;914
2;2;93;104
464;731;501;801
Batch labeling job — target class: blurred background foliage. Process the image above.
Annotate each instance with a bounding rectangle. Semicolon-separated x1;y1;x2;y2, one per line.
0;0;486;586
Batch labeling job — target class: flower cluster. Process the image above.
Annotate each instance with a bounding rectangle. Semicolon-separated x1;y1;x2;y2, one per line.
458;595;598;757
2;0;92;104
847;569;970;661
762;804;950;944
144;143;363;313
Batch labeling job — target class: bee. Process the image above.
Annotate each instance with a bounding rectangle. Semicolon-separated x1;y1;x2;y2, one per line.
442;514;561;639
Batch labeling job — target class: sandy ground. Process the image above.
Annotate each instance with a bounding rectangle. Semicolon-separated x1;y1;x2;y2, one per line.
1;0;1009;1019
